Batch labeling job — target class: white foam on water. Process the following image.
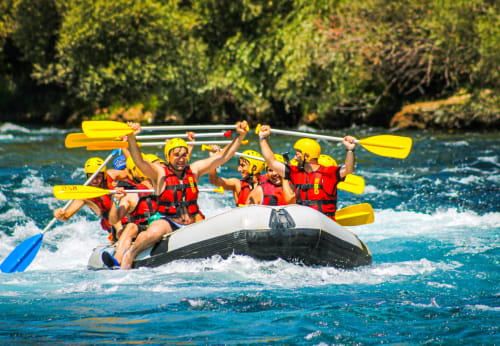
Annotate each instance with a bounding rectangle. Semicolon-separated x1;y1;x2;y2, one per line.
0;123;31;133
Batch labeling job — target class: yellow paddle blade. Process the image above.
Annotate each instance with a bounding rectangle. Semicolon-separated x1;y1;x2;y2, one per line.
53;185;110;200
335;203;374;226
82;120;133;138
86;141;129;150
65;133;122;148
338;174;365;195
214;186;224;194
358;135;412;159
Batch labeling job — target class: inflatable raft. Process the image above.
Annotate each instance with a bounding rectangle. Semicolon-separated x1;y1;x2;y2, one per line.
87;204;372;270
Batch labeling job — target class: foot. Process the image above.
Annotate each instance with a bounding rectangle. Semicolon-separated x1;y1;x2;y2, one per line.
101;251;120;269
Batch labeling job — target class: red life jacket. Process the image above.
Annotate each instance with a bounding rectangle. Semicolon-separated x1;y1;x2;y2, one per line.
156;164;201;218
127;181;157;225
236;179;258;206
88;195;113;231
260;180;287;206
287;164;341;218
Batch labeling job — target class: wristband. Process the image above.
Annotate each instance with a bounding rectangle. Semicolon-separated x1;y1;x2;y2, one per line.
347;149;355;153
259;137;268;140
111;197;120;206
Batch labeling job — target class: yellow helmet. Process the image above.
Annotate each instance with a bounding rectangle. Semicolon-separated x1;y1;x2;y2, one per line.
241;150;266;174
293;138;321;161
126;155;146;179
164;138;189;162
274;154;286;163
145;153;165;164
318;154;337;167
84;157;106;174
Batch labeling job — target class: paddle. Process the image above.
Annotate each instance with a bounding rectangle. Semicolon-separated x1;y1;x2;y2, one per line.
200;145;365;195
65;131;233;148
0;151;116;273
53;185;225;200
335;203;374;226
82;120;235;138
85;140;248;151
255;124;412;159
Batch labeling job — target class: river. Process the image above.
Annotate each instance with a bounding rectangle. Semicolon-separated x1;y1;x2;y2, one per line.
0;122;498;344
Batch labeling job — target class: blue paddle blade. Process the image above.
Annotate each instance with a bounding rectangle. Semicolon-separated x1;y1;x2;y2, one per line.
0;233;44;273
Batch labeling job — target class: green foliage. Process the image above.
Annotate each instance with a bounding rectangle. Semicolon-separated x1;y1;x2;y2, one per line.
0;0;497;128
34;0;208;112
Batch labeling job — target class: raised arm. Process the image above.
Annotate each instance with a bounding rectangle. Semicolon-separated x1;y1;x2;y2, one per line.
257;125;286;177
339;135;357;178
125;122;163;184
192;121;249;177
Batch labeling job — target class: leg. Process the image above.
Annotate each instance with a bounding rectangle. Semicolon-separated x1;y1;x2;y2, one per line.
120;218;173;270
114;223;139;263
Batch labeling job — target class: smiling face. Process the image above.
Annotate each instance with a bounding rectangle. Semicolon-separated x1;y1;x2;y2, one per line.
266;167;282;186
87;173;105;187
237;159;251;179
168;147;189;171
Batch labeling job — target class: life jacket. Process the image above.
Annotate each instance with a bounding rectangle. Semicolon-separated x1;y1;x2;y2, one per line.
156;164;201;218
88;194;113;231
126;181;157;225
260;180;287;206
287;164;341;218
236;179;256;206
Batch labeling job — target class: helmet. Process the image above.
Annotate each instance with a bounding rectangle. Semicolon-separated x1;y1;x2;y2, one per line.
274;154;286;163
126;155;146;179
84;157;106;174
318;154;337;167
145;153;165;164
293;138;321;161
164;138;189;162
241;150;266;174
112;154;127;170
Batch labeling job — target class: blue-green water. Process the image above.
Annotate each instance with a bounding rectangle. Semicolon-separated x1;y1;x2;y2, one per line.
0;122;498;345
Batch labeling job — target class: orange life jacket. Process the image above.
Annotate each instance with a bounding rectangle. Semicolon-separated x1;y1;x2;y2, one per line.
260;180;287;206
156;164;201;218
287;164;340;218
127;181;157;225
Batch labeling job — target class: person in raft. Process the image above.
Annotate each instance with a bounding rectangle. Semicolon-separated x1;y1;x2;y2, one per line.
53;157;128;242
257;125;357;220
245;154;296;206
208;149;266;206
103;155;157;268
119;120;249;270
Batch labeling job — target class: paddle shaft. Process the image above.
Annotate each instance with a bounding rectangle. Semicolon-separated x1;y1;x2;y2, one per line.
137;131;230;140
142;124;234;131
269;128;346;143
42;152;115;233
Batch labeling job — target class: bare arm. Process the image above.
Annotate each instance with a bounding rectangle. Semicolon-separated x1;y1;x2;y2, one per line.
53;199;86;221
257;125;286;177
245;185;263;205
108;189;137;224
191;121;249;177
125;122;164;189
339;135;357;178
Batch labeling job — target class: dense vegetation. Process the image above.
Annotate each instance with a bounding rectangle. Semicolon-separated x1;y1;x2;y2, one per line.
0;0;498;129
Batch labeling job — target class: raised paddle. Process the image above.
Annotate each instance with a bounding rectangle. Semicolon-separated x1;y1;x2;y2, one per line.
82;120;235;138
200;145;365;195
53;185;225;200
255;124;412;159
335;203;374;226
0;151;116;273
85;140;249;151
66;131;233;148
